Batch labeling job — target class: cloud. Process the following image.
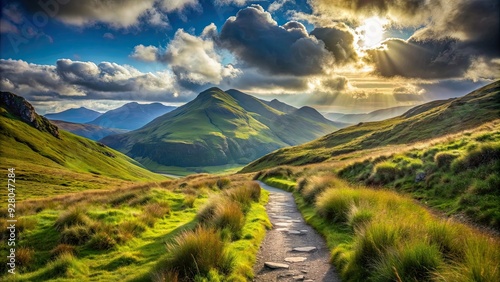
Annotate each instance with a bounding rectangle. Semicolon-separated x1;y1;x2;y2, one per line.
0;58;184;102
15;0;198;28
224;68;309;92
130;44;159;62
366;38;473;79
268;0;294;12
310;24;358;65
160;0;200;13
392;84;425;101
307;0;441;26
219;5;333;76
103;33;115;40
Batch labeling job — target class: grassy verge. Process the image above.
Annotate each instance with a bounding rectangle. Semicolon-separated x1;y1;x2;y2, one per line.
338;124;500;230
260;175;500;281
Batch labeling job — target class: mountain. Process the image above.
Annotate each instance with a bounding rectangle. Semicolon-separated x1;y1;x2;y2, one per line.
50;120;128;140
0;92;164;199
242;80;500;172
324;106;415;123
88;102;176;130
45;107;102;123
101;87;338;168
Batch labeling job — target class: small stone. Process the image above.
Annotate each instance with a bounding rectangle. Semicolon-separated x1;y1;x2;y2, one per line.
301;270;308;274
304;280;314;282
288;230;303;235
276;228;289;232
293;275;305;280
285;257;307;262
292;246;317;252
275;222;291;227
265;262;289;269
272;215;292;219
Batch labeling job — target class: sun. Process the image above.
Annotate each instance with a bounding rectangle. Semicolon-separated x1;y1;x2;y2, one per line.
357;17;387;48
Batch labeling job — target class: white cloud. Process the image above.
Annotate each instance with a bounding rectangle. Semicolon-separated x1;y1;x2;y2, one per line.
165;29;240;85
0;58;183;102
130;45;160;62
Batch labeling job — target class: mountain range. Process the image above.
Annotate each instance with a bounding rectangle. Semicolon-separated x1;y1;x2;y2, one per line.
242;80;500;172
101;88;338;168
50;120;128;141
45;107;102;123
324;106;415;124
88;102;176;130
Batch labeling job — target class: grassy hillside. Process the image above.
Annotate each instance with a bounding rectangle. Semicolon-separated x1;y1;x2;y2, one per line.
102;87;337;168
242;80;500;172
0;93;164;200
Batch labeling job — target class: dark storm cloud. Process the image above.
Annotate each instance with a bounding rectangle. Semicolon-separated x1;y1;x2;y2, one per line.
366;38;473;79
226;68;309;91
219;5;332;76
310;24;358;65
414;0;499;57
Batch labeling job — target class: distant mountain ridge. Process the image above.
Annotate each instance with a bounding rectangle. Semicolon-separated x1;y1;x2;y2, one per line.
45;107;101;123
101;87;338;168
242;80;500;172
88;102;176;130
324;106;415;123
50;120;128;141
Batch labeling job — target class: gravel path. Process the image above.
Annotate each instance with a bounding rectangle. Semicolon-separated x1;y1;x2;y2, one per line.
253;181;341;282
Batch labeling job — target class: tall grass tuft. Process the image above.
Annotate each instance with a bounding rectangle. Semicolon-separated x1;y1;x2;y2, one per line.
157;227;233;280
54;207;92;231
316;188;360;223
212;200;244;240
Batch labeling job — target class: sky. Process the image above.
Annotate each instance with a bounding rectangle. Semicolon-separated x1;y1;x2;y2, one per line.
0;0;499;114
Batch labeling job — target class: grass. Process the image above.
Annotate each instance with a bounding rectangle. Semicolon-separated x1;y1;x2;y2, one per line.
338;124;500;230
0;173;271;281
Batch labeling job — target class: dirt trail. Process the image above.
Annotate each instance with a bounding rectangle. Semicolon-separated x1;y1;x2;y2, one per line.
253;181;341;282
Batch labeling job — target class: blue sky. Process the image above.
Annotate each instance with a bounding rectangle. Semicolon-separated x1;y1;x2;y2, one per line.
1;0;498;114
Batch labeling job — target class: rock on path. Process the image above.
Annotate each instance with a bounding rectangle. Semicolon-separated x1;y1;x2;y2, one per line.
253;181;341;282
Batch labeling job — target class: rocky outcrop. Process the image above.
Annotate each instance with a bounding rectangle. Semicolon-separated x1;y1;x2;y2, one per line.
0;92;59;138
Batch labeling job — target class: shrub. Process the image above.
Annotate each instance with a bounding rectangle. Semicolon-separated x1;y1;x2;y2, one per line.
347;204;373;231
197;199;218;223
144;202;170;218
54;207;92;231
158;227;233;280
223;184;260;212
16;247;34;268
216;178;231;189
452;143;500;172
109;192;138;206
372;161;398;183
50;244;77;259
60;224;93;245
257;167;293;180
435;151;459;168
300;175;337;204
183;195;196;208
119;221;147;237
316;188;360;223
372;242;442;281
88;232;117;250
211;200;244;240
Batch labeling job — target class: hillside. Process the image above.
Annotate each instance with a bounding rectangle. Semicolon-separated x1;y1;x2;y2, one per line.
0;92;164;200
88;102;176;130
324;105;414;123
45;106;102;123
242;80;500;172
50;120;128;140
101;87;338;168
